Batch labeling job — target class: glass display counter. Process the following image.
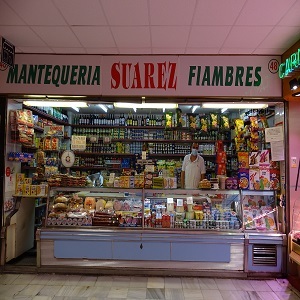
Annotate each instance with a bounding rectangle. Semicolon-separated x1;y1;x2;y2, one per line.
37;187;285;276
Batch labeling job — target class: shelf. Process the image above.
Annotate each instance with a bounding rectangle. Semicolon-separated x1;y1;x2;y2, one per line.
33;125;44;132
24;105;70;126
71;166;121;170
35;203;47;208
74;151;136;156
72;124;164;129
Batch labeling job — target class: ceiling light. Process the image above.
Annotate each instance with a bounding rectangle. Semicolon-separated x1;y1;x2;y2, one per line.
221;108;228;113
114;102;178;109
192;105;199;113
24;100;88;107
292;92;300;97
98;104;108;113
202;103;268;109
289;78;299;90
72;107;79;112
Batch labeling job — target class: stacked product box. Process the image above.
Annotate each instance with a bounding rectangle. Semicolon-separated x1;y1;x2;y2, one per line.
15;173;48;196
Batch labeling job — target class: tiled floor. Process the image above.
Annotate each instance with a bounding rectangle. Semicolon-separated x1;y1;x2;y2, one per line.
0;273;300;300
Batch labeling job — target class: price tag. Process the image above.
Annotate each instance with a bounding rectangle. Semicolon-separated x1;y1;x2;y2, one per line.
167;198;173;204
186;197;193;204
177;199;183;206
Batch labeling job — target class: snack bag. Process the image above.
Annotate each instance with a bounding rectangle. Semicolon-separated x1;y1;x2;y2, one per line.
188;114;197;130
216;163;226;176
216;151;227;164
250;116;259;131
199;115;208;133
165;113;172;128
210;113;219;129
221;115;230;130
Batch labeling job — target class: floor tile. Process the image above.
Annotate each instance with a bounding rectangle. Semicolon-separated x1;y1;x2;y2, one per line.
266;280;290;292
55;285;90;297
181;277;201;289
30;274;54;285
232;279;256;291
147;277;165;288
256;291;281;300
129;276;148;288
15;284;44;297
63;274;82;286
201;289;223;300
85;286;110;298
12;273;37;285
146;288;165;299
127;287;147;299
183;288;204;299
95;275;114;287
32;296;53;300
107;287;129;298
0;284;27;297
37;285;62;297
198;278;218;290
215;278;238;291
165;288;184;300
47;274;67;286
220;290;252;300
164;277;182;289
0;273;20;284
77;275;97;287
275;290;300;300
249;280;273;292
111;276;131;287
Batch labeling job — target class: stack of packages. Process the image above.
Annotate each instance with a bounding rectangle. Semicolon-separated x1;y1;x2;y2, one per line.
236;116;280;191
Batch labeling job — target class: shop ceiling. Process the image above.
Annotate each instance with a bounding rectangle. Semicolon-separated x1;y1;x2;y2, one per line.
0;0;300;56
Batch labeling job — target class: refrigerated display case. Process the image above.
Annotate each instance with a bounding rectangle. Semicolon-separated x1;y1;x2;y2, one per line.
37;187;286;276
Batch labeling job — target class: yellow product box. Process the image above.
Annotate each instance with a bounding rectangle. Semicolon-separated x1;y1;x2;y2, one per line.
30;185;37;196
24;178;32;185
15;184;23;196
153;177;164;189
134;175;144;188
36;184;48;197
119;176;130;188
23;184;31;196
16;173;25;184
168;177;177;189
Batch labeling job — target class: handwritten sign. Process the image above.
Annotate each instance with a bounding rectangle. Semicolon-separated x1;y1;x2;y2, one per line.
265;126;283;142
44;125;64;137
71;135;86;151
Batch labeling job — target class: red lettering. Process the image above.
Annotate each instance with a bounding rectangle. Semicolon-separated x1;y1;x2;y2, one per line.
122;63;131;89
144;63;155;88
168;62;177;89
111;62;120;89
157;62;167;90
131;63;142;88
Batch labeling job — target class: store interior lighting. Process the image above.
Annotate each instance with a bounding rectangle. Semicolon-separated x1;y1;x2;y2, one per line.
192;105;200;113
202;103;268;109
98;104;108;112
23;100;88;107
289;78;300;90
114;102;178;109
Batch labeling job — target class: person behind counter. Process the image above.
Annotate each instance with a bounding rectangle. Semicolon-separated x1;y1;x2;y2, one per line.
181;142;206;189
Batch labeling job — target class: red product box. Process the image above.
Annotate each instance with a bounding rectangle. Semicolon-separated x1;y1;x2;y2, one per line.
216;163;226;175
259;149;270;165
238;168;249;190
216;151;227;164
270;168;280;190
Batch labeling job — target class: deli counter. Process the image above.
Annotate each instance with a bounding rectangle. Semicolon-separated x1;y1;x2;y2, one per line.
37;187;286;277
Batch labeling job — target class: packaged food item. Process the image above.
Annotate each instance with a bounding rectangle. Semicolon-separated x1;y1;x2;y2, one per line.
270;169;280;190
249;168;260;190
259;165;270;190
210;113;219;129
216;163;226;176
259;150;270;165
30;185;37;196
188;113;197;129
216;151;227;164
237;152;249;168
238;169;249;190
221;115;230;129
225;177;238;190
249;152;260;167
199;115;208;132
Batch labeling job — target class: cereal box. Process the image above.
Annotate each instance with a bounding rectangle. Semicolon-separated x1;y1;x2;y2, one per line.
24;178;32;185
249;168;260;190
30;185;37;196
243;208;257;230
16;173;25;184
259;165;271;190
270;169;280;190
23;184;31;196
238;168;249;190
36;184;48;197
238;152;249;168
249;152;260;167
15;184;23;196
259;150;270;165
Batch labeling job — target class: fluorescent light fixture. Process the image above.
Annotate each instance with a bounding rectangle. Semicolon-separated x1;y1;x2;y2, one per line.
221;108;228;113
114;102;178;109
23;100;88;107
98;104;108;113
133;107;137;113
47;95;87;99
192;105;200;113
72;107;79;112
202;103;268;109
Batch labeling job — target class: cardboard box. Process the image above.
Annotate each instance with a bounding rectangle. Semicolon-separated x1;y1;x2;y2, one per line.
23;184;31;196
259;165;271;190
36;184;47;197
15;184;23;196
24;178;32;185
249;168;260;190
16;173;25;184
30;185;37;196
238;168;249;190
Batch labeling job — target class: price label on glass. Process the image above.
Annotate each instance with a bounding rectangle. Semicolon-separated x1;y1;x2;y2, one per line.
167;198;173;204
177;199;183;206
186;197;193;204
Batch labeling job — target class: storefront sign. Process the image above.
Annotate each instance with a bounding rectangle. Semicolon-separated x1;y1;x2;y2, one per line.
0;54;282;97
279;48;300;78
